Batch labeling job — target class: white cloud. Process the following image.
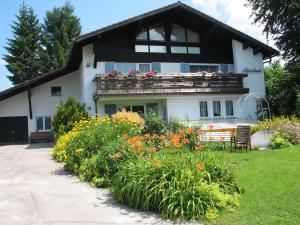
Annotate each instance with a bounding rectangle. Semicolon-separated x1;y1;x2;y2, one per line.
0;59;7;65
191;0;275;47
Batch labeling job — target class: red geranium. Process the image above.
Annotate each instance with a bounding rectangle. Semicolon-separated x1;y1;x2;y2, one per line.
146;71;156;77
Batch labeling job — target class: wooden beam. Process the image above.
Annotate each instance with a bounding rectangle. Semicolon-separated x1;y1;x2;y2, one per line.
243;43;249;50
27;88;33;120
253;47;261;55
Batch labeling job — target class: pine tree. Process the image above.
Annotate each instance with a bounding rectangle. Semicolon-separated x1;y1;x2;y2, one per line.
3;3;42;85
40;2;81;73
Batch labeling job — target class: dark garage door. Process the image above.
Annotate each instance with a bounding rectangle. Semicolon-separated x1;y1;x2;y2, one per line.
0;116;28;144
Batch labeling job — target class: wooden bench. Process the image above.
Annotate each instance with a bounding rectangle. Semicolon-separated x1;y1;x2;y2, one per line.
199;128;236;150
29;131;53;143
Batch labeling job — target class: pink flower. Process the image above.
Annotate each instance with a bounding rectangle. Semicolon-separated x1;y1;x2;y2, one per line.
128;71;136;77
146;71;156;77
108;71;117;77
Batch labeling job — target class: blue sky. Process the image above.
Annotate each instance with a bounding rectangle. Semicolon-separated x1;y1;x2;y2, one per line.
0;0;271;91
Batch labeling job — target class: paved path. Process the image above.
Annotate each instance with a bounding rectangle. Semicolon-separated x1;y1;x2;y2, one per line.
0;144;175;225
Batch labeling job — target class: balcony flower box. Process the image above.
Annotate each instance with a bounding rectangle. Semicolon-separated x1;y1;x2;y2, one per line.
146;71;157;78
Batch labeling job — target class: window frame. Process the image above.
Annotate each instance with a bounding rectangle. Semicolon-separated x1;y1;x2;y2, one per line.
213;100;222;118
199;101;209;118
51;86;62;97
36;116;52;131
225;100;235;117
138;63;151;73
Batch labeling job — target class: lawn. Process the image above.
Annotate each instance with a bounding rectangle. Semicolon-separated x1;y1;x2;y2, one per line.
211;145;300;225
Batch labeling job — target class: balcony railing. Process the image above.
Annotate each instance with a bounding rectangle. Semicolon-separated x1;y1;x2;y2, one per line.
95;73;249;97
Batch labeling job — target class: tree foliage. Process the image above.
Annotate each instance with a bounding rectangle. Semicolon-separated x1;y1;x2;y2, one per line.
40;2;81;73
264;60;298;115
247;0;300;62
3;4;42;84
52;97;88;139
248;0;300;116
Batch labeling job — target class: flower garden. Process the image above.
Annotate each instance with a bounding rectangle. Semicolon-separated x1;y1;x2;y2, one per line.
52;109;300;223
52;111;241;221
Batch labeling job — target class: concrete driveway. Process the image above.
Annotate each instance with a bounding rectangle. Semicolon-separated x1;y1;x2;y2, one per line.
0;144;174;225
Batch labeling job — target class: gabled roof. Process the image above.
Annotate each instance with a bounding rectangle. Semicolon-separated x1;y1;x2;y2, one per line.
74;1;279;56
0;1;279;101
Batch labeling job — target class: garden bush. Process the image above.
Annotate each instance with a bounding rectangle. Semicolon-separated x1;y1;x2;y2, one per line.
251;116;300;148
168;117;187;133
52;112;145;187
250;115;299;134
52;97;88;139
111;150;240;221
143;109;167;135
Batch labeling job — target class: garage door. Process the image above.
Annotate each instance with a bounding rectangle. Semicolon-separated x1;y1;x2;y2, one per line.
0;117;28;144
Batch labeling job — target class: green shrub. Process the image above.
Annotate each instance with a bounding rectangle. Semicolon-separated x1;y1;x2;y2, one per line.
111;151;240;221
168;117;187;133
52;114;144;187
270;132;292;149
52;97;88;139
251;115;299;134
143;109;167;135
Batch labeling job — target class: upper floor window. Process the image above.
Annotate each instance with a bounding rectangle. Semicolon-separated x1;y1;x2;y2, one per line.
51;87;61;97
149;25;165;41
136;24;165;41
190;65;219;73
171;24;200;43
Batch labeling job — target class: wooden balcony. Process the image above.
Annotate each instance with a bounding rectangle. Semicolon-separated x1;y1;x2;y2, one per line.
94;73;249;98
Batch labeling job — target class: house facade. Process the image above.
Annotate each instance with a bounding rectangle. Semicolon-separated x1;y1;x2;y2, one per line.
0;2;278;143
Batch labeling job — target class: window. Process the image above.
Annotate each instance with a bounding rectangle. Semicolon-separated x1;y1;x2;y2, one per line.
136;29;148;40
171;24;186;42
149;45;166;53
187;29;200;43
213;101;221;117
132;105;145;115
118;105;145;115
36;117;44;131
135;45;149;53
36;116;51;131
115;63;136;73
118;106;131;112
190;65;219;73
188;47;201;54
149;25;165;41
139;64;151;73
199;101;208;117
226;100;234;116
51;87;61;97
171;46;187;54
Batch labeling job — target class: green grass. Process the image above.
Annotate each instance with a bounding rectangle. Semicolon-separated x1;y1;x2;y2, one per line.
211;145;300;225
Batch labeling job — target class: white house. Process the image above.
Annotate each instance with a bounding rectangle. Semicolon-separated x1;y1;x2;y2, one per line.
0;2;278;143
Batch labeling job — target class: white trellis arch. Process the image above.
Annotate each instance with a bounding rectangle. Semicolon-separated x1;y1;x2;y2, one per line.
236;92;271;121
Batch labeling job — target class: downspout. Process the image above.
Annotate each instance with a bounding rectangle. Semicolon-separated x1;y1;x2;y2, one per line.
27;88;33;120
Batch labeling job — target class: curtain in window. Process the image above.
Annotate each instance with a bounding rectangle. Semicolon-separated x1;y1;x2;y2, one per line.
226;100;234;116
213;101;221;117
199;101;208;117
